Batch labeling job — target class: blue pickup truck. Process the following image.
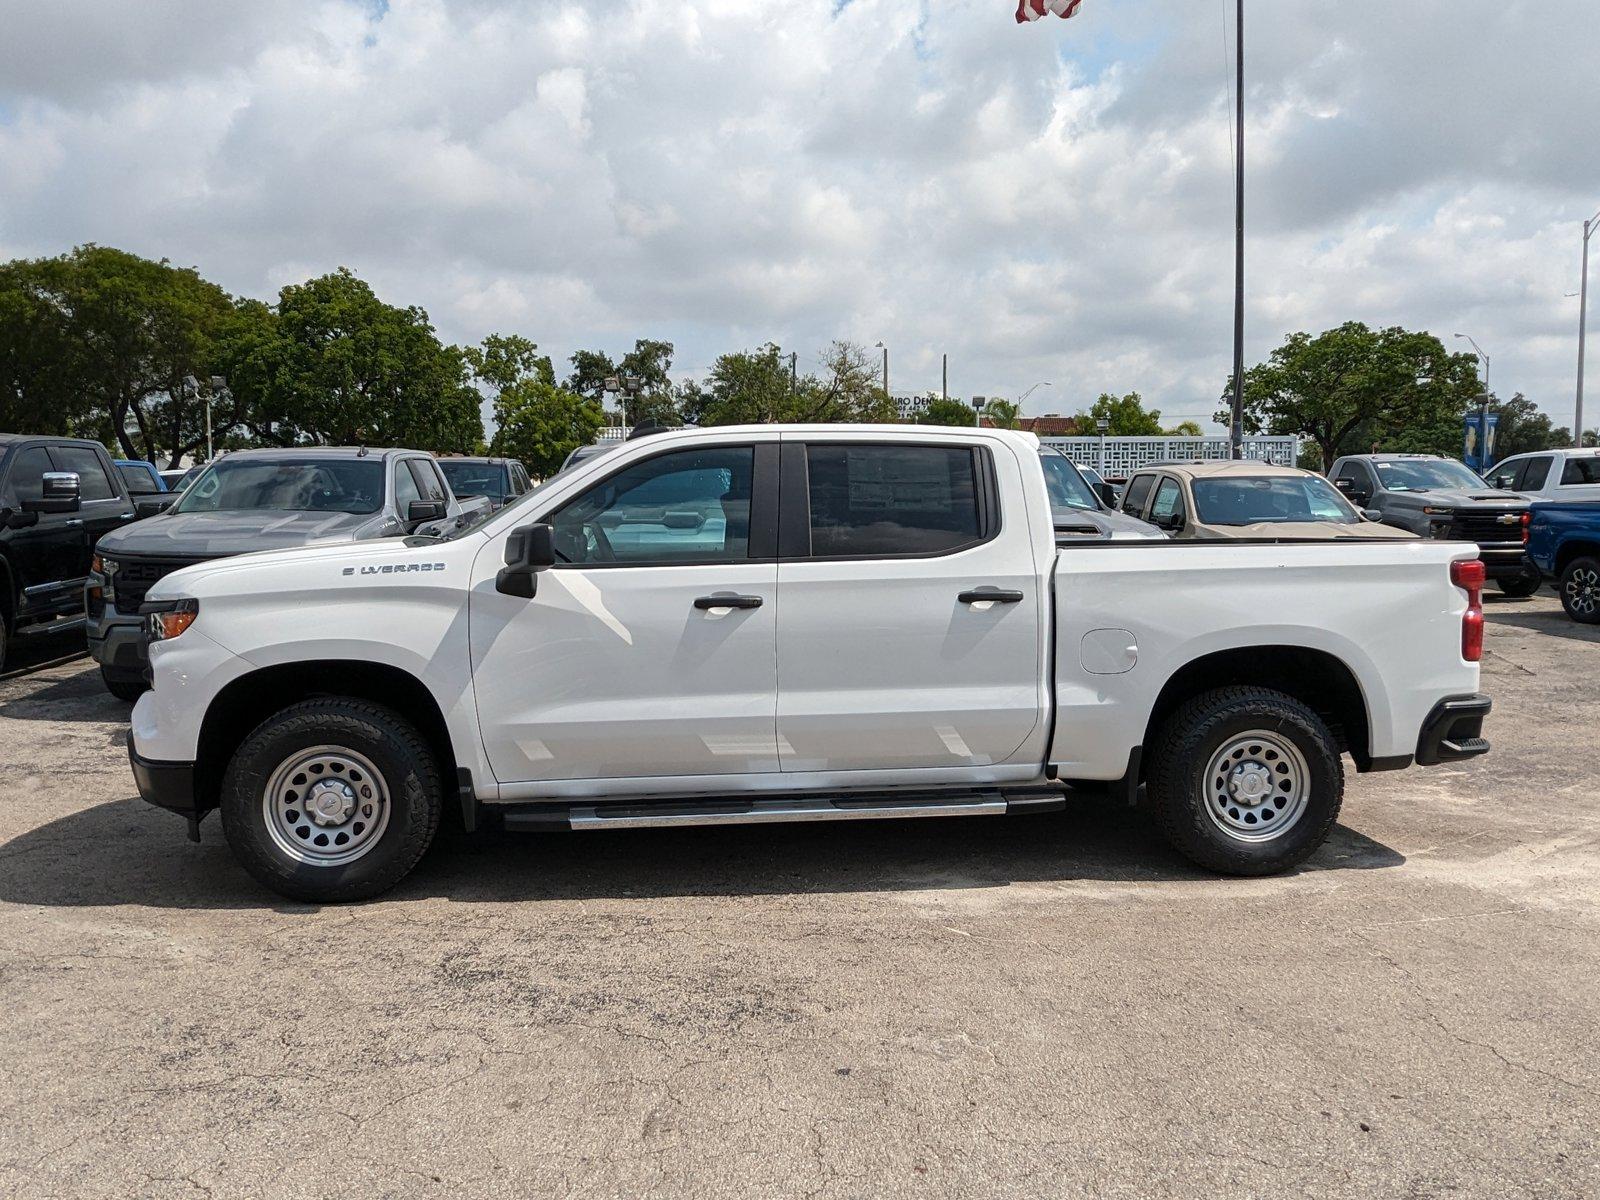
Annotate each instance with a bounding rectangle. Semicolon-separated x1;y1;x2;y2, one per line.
1526;501;1600;623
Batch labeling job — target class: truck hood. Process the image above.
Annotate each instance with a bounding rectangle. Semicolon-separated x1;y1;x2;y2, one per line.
1053;507;1166;540
1386;487;1526;508
1188;519;1418;541
98;509;385;558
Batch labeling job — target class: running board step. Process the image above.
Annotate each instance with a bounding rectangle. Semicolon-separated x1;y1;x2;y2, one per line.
500;789;1064;833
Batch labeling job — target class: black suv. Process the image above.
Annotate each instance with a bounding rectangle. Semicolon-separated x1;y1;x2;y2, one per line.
0;434;138;670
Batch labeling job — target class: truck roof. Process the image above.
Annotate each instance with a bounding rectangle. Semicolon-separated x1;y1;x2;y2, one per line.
598;423;1043;448
1135;460;1307;479
199;446;426;461
1336;453;1448;461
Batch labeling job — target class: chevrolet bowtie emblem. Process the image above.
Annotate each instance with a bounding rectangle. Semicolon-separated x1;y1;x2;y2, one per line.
1497;513;1519;525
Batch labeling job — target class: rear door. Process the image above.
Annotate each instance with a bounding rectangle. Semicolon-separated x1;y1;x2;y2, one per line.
773;436;1046;773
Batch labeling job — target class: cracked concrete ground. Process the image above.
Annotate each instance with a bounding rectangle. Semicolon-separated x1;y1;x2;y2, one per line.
1;594;1597;1198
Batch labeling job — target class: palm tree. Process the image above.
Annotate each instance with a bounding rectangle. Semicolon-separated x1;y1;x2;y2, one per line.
983;398;1021;429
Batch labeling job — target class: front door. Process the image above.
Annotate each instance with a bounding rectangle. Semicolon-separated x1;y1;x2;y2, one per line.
471;440;781;784
774;437;1046;773
50;444;135;572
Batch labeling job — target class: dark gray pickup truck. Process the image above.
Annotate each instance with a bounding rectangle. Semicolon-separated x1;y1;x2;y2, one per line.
87;447;487;699
1328;453;1538;595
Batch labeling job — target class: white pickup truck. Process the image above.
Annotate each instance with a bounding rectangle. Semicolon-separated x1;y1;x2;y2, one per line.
128;426;1493;902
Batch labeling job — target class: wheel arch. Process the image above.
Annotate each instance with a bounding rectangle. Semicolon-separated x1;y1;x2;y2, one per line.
194;660;458;814
1554;538;1600;576
1141;645;1374;772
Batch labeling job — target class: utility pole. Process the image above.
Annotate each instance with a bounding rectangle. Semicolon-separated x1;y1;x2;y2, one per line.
874;341;889;403
1229;0;1245;460
942;353;948;403
1454;334;1492;468
789;351;798;393
1577;210;1598;444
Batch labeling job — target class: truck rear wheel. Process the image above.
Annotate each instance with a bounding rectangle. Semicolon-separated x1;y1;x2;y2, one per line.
1559;557;1600;624
1147;686;1343;876
220;698;443;902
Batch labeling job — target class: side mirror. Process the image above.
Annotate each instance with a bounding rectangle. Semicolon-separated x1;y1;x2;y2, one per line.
22;472;81;514
1334;478;1370;504
406;499;447;525
1096;482;1117;507
135;495;177;518
1362;509;1384;522
496;522;556;598
1155;512;1184;532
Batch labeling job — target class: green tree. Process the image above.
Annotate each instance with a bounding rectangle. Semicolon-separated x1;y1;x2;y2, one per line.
982;398;1021;429
920;396;976;426
1085;391;1164;436
1166;419;1204;437
1488;393;1574;458
619;338;681;425
0;256;85;438
488;379;603;477
249;269;483;451
1223;322;1478;471
698;343;793;426
565;349;616;406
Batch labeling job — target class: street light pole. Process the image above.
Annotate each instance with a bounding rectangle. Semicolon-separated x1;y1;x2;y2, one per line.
874;341;889;403
1229;0;1245;460
1576;209;1599;444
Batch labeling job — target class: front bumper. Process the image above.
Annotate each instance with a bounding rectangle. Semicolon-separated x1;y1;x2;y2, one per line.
1415;694;1492;766
88;619;148;678
129;739;200;817
1474;547;1535;581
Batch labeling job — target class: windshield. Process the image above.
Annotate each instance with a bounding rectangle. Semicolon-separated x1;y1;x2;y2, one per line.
1038;448;1102;512
439;460;507;501
172;458;386;515
1192;475;1360;526
1375;459;1486;492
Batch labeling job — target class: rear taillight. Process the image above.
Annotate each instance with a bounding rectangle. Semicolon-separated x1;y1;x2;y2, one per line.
1451;559;1485;662
1521;511;1531;544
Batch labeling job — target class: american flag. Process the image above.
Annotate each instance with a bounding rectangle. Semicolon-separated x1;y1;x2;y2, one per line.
1015;0;1083;22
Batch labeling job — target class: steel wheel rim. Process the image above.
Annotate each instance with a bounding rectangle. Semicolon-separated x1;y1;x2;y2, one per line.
262;745;390;867
1567;567;1599;615
1203;730;1310;843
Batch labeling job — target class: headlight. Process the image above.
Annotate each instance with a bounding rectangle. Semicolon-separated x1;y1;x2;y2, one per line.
143;598;199;642
1422;506;1453;516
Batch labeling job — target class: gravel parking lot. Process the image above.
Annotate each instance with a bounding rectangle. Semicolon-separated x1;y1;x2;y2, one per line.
2;595;1596;1199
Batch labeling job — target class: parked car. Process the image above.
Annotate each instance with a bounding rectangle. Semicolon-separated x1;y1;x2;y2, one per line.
87;447;489;701
1482;448;1600;504
0;434;139;671
127;425;1490;902
560;441;618;472
1037;446;1164;540
160;467;201;492
115;459;178;517
1526;500;1600;623
1075;461;1120;507
1328;453;1538;595
436;456;534;511
1118;461;1414;541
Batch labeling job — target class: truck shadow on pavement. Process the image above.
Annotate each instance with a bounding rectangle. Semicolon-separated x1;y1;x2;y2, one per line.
0;794;1404;911
1485;608;1600;645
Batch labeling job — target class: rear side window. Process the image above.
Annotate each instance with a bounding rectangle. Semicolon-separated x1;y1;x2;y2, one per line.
1121;473;1156;517
804;445;982;557
1519;456;1553;489
6;447;54;503
1561;456;1600;485
51;445;116;501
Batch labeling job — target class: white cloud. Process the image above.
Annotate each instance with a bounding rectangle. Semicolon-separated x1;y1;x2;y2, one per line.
1;0;1596;433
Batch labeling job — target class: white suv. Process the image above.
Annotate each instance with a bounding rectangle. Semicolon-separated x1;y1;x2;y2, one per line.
1482;448;1600;503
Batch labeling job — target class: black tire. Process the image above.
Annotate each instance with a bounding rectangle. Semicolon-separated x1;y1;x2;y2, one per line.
101;666;148;703
1559;556;1600;624
1147;686;1344;876
220;698;443;902
1496;574;1542;598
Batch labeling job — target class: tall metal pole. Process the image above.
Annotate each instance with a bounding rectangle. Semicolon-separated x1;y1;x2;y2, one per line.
1229;0;1245;459
1577;213;1597;444
882;345;889;401
942;353;948;403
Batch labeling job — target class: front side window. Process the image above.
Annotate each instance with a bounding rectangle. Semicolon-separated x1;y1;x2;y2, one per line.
395;462;422;508
118;463;160;494
805;444;981;557
406;460;447;502
173;458;386;515
6;447;55;503
1192;475;1360;525
1149;478;1185;526
51;446;116;501
1561;455;1600;485
551;446;754;565
1484;458;1524;490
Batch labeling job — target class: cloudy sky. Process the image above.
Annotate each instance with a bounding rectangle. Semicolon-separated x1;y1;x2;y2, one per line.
2;0;1597;432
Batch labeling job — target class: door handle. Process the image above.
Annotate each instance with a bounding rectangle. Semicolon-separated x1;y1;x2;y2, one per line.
959;588;1024;604
66;518;84;528
694;594;763;610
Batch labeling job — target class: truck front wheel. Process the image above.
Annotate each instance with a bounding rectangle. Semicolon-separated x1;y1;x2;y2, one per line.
220;698;443;902
1147;686;1343;876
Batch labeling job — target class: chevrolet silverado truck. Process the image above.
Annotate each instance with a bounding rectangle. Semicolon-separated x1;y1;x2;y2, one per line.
127;425;1493;902
88;446;488;701
1329;453;1538;595
1526;500;1600;623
